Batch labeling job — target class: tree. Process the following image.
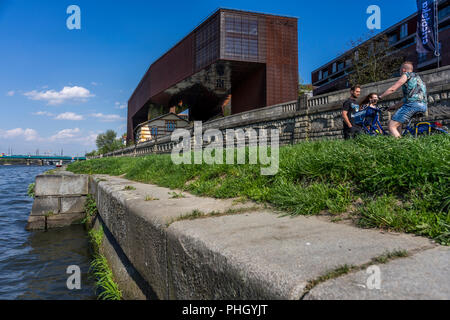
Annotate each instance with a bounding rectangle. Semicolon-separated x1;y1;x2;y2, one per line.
347;32;404;87
85;150;98;157
298;78;313;97
96;130;123;154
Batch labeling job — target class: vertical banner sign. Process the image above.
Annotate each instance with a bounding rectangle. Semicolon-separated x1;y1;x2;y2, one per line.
416;0;438;54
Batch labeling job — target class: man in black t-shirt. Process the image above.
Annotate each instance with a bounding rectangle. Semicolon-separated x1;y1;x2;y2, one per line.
342;85;362;139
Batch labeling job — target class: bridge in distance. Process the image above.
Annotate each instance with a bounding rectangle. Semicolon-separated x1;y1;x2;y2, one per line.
0;155;86;165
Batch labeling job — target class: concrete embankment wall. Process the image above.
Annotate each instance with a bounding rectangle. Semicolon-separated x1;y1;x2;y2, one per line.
28;171;449;299
87;174;448;300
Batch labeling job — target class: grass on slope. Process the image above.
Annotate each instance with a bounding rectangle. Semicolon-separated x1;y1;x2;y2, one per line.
68;135;450;245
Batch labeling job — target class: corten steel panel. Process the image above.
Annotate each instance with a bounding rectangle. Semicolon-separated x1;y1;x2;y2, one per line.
128;34;195;119
264;16;299;106
219;10;298;109
220;11;267;63
231;64;266;114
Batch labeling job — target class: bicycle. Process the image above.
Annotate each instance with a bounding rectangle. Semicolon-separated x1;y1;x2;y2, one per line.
353;106;448;137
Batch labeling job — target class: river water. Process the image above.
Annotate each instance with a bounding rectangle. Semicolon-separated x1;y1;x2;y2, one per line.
0;165;96;300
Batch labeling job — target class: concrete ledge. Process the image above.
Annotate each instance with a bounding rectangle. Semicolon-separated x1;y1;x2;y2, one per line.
89;174;443;300
166;212;434;300
91;175;259;300
35;174;88;197
304;246;450;300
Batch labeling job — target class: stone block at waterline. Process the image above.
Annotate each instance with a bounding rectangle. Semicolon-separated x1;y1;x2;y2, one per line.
34;175;88;197
46;212;86;229
31;197;59;216
26;216;46;231
60;196;87;214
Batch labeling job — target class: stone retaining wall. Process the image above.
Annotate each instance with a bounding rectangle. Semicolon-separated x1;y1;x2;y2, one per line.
29;171;449;300
26;172;89;230
97;66;450;158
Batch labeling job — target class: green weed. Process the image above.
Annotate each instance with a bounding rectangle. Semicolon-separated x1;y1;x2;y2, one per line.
88;227;122;300
82;194;98;226
27;183;35;199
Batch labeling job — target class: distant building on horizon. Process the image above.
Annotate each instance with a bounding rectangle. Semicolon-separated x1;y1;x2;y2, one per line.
127;8;299;144
311;0;450;96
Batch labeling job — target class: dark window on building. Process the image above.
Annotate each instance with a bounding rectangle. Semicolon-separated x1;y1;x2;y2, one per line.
151;127;158;137
166;121;176;132
346;58;353;67
439;5;450;20
400;23;408;39
388;34;398;45
323;70;328;79
224;14;259;60
338;62;345;71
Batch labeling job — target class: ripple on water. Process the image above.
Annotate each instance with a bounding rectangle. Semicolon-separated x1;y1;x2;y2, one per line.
0;166;96;300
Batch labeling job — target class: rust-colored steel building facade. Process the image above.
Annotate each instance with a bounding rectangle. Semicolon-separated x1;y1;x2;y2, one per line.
128;9;298;143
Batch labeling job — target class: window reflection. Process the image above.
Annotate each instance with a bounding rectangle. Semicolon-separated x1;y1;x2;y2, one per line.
224;14;259;59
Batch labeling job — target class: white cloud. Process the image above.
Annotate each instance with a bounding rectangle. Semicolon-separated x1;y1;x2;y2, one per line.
115;102;127;110
33;111;55;116
48;128;97;146
78;132;99;146
0;128;40;141
54;112;84;121
49;128;81;141
24;86;94;105
91;113;125;122
6;91;15;96
33;111;84;121
0;127;97;149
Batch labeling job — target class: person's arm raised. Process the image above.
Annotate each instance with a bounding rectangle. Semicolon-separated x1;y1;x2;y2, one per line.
379;74;407;99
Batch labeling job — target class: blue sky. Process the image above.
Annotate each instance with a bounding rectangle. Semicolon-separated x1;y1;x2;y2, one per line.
0;0;418;155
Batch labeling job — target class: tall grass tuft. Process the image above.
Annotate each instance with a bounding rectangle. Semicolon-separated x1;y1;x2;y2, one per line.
88;227;122;300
